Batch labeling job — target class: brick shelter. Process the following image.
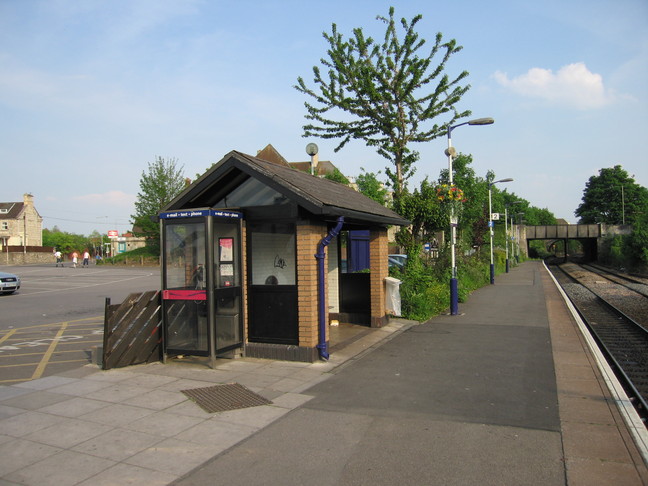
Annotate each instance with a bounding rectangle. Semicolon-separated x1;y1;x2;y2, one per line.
160;150;408;363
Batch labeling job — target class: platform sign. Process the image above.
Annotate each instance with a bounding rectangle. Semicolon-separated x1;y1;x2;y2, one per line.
491;213;500;220
159;209;243;220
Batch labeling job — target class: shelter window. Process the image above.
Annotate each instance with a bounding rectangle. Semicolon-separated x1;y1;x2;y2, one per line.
215;178;289;208
249;222;296;285
164;221;206;290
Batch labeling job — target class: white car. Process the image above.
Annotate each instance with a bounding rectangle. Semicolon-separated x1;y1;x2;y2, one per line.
0;271;20;295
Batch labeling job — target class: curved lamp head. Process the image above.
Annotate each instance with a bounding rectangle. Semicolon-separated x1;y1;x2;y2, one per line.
489;177;514;188
468;117;495;126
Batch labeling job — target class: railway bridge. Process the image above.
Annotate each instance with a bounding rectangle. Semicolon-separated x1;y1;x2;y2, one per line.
518;223;632;261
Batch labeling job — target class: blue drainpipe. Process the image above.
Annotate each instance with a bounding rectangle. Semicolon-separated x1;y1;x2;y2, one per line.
315;216;344;360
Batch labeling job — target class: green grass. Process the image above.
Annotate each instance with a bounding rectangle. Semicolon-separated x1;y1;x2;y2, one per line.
99;246;159;266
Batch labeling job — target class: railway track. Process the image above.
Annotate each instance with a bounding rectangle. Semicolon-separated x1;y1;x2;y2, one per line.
548;262;648;425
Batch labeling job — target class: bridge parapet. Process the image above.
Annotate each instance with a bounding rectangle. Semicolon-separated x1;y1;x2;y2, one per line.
525;224;601;240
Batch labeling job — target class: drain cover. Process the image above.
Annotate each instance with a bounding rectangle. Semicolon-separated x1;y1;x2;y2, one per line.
181;383;272;413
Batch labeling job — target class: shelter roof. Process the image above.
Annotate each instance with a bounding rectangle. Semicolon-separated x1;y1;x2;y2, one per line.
165;150;408;227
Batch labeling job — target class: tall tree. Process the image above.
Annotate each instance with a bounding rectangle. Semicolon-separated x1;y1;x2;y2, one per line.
575;165;647;225
131;156;187;252
295;7;471;196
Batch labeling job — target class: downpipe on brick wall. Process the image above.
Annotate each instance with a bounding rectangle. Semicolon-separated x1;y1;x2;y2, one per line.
315;216;344;360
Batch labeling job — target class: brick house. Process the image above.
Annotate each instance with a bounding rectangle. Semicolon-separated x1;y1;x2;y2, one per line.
159;150;408;364
0;193;43;250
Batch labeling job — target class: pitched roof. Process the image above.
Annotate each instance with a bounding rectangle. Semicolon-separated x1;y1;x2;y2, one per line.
0;202;24;219
290;160;339;177
255;144;292;167
165;150;408;227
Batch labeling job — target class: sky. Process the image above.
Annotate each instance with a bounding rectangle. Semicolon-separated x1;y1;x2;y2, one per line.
1;0;646;235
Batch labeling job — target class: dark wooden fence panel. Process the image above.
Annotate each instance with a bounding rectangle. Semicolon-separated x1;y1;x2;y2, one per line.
102;291;162;370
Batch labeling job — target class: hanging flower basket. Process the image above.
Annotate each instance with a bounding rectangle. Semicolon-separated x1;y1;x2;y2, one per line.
437;184;467;222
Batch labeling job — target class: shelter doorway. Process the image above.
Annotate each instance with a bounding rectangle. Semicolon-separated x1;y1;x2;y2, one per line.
161;209;243;364
247;222;298;345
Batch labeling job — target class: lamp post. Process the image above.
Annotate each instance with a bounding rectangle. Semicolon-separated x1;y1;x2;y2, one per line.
504;201;523;273
488;178;513;284
445;117;494;314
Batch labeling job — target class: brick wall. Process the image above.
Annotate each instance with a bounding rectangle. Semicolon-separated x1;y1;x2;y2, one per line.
369;227;389;327
296;222;326;348
3;249;55;265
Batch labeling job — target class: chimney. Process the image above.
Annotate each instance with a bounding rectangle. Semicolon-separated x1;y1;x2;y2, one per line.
23;193;34;206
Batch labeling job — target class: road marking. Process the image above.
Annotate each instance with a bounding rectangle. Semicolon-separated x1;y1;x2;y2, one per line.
0;317;105;383
0;347;99;358
31;322;68;379
0;358;88;369
0;316;102;332
11;274;156;297
0;328;16;344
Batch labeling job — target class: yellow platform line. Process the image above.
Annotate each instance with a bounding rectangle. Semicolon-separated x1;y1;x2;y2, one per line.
31;322;68;380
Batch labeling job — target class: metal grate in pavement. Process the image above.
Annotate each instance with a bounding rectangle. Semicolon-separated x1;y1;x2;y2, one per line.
181;383;272;413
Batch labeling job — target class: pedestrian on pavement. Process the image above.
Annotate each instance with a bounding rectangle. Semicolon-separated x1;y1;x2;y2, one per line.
55;250;63;267
82;250;90;267
72;251;78;268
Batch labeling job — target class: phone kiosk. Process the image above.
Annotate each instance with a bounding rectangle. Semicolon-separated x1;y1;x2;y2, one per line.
160;208;243;367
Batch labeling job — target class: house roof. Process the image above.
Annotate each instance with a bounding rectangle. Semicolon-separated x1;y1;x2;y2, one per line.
164;150;408;227
255;144;291;167
290;160;338;177
0;202;24;219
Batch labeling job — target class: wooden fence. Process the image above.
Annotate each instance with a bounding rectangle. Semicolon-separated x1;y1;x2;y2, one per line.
102;291;163;370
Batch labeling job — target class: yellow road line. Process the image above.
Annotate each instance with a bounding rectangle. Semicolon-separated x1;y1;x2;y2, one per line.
31;322;68;380
0;349;92;358
0;316;103;333
0;328;16;344
0;358;88;369
0;377;38;384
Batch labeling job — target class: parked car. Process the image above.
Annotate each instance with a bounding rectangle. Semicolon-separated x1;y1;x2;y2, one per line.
0;271;21;295
388;254;407;270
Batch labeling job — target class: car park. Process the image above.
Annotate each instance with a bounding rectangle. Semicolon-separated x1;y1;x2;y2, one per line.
0;271;21;294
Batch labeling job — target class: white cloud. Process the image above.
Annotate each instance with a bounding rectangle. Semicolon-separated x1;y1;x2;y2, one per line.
493;62;615;109
73;190;136;208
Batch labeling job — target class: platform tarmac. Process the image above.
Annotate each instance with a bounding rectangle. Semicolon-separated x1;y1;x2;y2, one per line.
1;261;647;485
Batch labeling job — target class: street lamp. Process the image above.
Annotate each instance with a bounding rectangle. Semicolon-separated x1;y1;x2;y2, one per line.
504;201;523;273
488;178;513;284
445;117;494;315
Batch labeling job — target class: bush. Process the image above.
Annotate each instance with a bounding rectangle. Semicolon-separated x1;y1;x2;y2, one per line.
398;259;449;321
99;246;159;266
396;243;525;322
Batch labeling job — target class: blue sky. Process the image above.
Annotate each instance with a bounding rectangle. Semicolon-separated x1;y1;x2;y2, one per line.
1;0;646;235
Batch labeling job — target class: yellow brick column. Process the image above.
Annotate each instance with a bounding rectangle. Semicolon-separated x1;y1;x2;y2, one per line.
296;223;327;348
369;227;389;327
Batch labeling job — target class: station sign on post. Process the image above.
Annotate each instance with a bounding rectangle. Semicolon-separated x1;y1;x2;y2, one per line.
107;230;119;239
491;213;500;220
